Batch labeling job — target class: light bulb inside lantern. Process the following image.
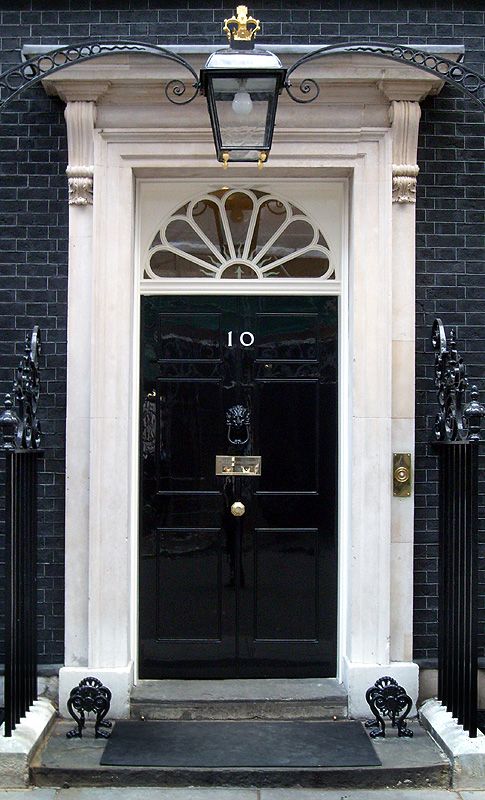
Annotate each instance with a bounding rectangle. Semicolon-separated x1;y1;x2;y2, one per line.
232;90;253;116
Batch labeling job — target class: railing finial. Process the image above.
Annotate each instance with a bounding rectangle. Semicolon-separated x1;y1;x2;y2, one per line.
0;394;20;450
431;318;484;443
464;385;485;442
0;326;42;451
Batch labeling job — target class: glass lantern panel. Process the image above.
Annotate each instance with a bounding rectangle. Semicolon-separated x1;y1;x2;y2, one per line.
212;75;278;150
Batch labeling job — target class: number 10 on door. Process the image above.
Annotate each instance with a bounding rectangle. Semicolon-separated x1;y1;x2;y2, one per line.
227;331;255;347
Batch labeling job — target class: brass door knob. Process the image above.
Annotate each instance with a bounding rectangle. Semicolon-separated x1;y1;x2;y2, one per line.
231;501;245;517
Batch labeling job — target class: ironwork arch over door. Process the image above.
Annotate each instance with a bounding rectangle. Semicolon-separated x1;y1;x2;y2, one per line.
139;186;339;678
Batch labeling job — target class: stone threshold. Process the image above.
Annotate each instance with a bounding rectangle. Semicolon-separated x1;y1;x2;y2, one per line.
132;678;347;702
130;678;348;721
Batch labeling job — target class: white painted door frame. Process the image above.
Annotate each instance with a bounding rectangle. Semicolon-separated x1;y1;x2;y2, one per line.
58;128;418;718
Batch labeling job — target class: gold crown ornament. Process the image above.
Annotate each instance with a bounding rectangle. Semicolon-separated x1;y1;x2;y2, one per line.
223;6;260;43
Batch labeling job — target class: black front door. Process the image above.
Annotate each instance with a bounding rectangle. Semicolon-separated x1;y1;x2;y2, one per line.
139;295;338;678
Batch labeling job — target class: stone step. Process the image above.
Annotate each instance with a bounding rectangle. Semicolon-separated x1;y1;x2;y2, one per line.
130;678;348;721
31;720;451;789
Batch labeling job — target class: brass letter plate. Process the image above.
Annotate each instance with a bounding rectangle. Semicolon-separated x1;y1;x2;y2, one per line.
216;455;262;476
393;453;412;497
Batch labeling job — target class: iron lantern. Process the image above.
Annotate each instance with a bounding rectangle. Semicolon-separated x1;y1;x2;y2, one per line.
200;6;287;168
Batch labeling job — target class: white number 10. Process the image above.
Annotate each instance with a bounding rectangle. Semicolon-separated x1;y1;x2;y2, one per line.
227;331;255;347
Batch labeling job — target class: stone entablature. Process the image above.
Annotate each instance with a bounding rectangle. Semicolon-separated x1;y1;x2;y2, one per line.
42;47;460;205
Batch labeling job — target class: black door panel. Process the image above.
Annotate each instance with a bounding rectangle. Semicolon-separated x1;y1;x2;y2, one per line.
139;295;338;678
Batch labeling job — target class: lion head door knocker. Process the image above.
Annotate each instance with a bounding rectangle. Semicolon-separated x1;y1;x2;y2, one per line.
226;404;250;445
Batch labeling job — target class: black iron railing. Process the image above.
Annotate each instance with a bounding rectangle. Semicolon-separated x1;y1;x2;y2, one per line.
0;327;42;736
431;318;485;737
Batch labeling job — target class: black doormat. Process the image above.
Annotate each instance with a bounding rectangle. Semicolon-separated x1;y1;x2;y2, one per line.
100;720;381;768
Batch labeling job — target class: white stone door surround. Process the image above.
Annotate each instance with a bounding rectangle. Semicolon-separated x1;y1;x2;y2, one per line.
40;48;454;718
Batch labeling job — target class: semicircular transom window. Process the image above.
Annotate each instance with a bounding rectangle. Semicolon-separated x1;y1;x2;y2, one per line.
144;189;335;280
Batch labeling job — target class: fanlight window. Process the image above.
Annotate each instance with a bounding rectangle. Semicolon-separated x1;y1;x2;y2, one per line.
144;189;335;280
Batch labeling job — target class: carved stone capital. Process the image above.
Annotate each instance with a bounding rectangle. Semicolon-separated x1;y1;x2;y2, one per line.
392;164;420;203
389;100;421;204
64;102;97;206
66;167;94;206
67;174;93;206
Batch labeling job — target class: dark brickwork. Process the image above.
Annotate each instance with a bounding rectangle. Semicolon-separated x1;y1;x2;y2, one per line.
415;83;485;662
0;0;483;666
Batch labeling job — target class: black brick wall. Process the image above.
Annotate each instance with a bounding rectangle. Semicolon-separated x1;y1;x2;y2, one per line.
415;85;485;662
0;0;483;667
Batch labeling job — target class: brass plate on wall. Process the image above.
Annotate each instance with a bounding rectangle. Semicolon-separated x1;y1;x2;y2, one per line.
393;453;412;497
216;455;262;476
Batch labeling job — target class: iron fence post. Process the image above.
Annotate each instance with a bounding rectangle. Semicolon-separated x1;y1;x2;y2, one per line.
432;319;484;738
0;327;42;736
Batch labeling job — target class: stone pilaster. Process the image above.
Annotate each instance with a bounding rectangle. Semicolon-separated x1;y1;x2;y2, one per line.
389;98;422;662
63;100;97;668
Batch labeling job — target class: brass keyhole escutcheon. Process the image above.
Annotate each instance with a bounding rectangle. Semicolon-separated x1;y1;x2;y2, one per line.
395;466;409;484
231;501;245;517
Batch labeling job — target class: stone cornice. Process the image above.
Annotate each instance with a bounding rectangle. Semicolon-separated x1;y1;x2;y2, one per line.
24;43;465;58
379;78;442;102
42;48;456;204
42;49;460;109
47;80;111;104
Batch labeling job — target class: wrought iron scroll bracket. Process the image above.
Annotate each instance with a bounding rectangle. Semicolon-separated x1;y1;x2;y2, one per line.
432;317;484;443
66;677;112;739
0;326;42;450
365;676;413;738
284;42;485;111
1;40;484;114
0;41;201;112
